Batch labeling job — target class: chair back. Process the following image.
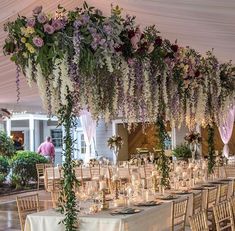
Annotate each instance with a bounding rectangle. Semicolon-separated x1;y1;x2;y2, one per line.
218;183;229;203
189;210;209;231
90;165;100;180
36;164;44;177
229;196;235;217
213;200;235;231
118;167;130;181
16;193;40;231
51;190;61;209
144;164;154;179
224;165;235;178
171;197;188;231
205;187;218;210
44;167;61;192
81;166;92;180
192;191;203;214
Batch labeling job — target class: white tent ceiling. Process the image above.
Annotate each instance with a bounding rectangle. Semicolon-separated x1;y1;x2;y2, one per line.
0;0;235;112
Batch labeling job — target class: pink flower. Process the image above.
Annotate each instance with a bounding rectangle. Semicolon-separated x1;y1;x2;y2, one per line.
51;19;64;31
131;34;141;50
33;37;44;47
26;18;35;27
43;24;55;34
33;6;42;15
37;13;47;24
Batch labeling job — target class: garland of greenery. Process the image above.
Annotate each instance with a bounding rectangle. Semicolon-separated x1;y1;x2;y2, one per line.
155;117;170;187
58;93;78;231
207;124;216;174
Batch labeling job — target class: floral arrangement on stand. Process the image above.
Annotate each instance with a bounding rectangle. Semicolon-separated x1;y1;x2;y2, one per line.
184;131;202;159
107;135;123;159
3;2;235;230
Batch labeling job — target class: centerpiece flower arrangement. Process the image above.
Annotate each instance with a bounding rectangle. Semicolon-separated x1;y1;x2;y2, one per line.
184;131;202;159
107;135;123;158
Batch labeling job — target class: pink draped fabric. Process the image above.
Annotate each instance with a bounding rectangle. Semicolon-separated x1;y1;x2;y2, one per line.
80;110;96;163
219;106;235;158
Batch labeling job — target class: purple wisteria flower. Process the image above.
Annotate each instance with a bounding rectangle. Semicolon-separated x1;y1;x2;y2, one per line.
43;24;55;34
33;37;44;47
33;6;42;15
103;24;112;35
81;14;90;24
51;19;64;31
73;20;82;29
26;18;35;27
37;13;47;24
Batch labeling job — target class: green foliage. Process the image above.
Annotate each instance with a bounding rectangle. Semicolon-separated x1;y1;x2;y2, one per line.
0;173;5;186
172;144;192;159
11;151;48;186
208;125;216;174
10;174;22;189
0;131;15;157
0;156;10;176
156;117;170;187
58;93;79;231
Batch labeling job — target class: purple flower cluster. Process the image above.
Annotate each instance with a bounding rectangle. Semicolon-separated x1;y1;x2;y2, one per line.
43;24;55;34
37;13;47;24
26;18;35;27
33;37;44;47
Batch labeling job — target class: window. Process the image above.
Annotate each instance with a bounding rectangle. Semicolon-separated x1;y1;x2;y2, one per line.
80;134;86;154
50;129;62;148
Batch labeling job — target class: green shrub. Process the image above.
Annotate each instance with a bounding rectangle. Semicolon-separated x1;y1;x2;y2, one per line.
0;173;5;186
10;174;22;189
172;144;192;159
0;131;15;157
0;156;10;176
11;151;48;186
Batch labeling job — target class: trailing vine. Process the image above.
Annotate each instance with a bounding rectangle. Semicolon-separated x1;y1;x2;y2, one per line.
58;92;79;231
155;116;170;187
207;124;216;174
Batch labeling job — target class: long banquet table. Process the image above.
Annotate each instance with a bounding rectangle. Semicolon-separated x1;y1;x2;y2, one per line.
24;178;233;231
24;201;173;231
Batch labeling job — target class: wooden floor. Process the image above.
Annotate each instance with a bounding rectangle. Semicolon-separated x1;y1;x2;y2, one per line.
0;190;52;231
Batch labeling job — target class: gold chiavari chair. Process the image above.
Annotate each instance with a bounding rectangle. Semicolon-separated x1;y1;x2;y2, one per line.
229;196;235;217
90;165;100;181
218;183;229;203
50;190;65;209
205;187;218;211
213;200;235;231
224;165;235;178
171;197;188;231
44;167;61;192
231;179;235;197
118;166;131;183
36;164;45;190
189;210;209;231
16;193;40;231
192;191;203;214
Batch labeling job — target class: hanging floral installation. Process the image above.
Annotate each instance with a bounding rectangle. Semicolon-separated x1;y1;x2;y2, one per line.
3;3;235;230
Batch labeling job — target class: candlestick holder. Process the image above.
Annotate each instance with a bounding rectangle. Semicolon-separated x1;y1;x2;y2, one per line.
114;180;119;199
152;175;158;193
100;189;109;210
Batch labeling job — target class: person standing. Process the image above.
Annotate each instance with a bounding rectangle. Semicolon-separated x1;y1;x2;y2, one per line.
37;136;55;164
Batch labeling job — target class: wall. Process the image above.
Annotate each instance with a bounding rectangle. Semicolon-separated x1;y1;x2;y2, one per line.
95;120;113;160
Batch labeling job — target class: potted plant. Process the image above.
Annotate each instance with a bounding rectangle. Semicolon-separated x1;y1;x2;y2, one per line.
172;144;192;160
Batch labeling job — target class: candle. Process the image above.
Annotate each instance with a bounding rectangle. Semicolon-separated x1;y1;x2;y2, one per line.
112;174;119;181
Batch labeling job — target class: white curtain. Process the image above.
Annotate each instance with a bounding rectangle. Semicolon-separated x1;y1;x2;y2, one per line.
80;110;96;163
218;106;235;158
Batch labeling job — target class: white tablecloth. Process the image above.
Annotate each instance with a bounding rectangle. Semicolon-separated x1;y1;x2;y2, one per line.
25;202;172;231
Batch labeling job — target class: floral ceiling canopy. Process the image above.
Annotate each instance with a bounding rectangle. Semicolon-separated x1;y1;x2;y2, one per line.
1;0;235;129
